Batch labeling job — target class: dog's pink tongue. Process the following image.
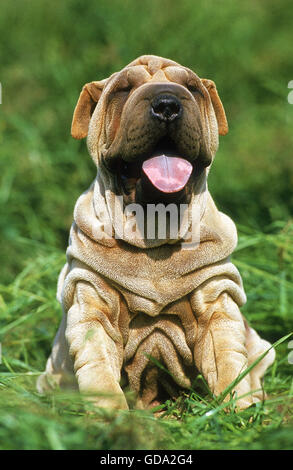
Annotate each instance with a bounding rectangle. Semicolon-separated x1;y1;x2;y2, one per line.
142;155;192;193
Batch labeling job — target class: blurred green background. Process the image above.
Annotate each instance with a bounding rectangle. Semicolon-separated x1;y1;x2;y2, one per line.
0;0;292;450
1;0;293;283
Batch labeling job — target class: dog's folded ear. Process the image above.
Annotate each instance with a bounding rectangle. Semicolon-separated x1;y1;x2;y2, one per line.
71;81;105;139
201;79;228;136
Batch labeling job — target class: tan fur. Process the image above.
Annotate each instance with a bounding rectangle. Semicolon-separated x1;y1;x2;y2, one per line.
37;55;275;410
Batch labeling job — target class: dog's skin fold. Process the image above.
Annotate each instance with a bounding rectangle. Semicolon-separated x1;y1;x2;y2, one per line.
37;55;275;410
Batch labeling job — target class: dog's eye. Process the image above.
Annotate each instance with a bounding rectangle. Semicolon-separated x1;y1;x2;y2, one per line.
187;84;199;93
109;84;131;102
118;85;132;93
186;83;204;98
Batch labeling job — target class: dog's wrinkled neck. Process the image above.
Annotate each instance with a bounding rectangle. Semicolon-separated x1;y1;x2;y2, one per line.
91;163;209;249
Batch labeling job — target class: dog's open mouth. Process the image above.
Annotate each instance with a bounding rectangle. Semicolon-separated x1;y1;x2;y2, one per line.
119;136;194;197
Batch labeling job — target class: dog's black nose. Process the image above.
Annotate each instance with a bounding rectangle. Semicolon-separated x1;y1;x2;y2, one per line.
151;94;182;122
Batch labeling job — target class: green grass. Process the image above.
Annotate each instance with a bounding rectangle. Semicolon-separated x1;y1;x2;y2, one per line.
0;0;293;450
0;227;292;450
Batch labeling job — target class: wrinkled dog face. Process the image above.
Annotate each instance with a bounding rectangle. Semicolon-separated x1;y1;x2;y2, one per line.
71;55;228;205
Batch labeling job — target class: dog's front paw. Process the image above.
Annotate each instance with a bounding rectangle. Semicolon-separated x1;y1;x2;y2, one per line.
82;390;129;412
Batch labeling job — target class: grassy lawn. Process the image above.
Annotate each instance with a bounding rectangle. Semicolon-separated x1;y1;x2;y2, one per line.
0;0;292;450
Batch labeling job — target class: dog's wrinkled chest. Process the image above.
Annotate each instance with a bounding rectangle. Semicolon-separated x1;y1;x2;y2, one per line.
121;296;198;407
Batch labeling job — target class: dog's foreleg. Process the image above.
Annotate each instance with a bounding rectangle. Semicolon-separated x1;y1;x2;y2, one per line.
65;280;128;410
191;281;254;409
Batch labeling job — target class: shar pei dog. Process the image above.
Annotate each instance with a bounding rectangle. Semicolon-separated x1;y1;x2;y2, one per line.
37;55;275;410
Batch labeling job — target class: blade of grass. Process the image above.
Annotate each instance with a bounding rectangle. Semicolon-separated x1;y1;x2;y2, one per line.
214;332;293;406
234;260;293;291
0;312;34;335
